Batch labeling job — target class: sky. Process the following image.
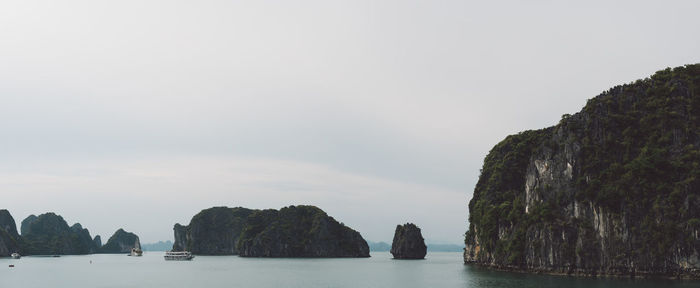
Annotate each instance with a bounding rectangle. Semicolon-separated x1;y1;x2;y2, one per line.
1;0;699;245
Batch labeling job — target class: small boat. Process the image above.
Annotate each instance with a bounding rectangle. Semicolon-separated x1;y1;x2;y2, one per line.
11;253;20;259
164;251;194;261
9;264;14;268
129;248;143;257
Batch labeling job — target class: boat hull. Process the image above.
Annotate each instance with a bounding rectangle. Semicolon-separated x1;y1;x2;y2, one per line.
164;251;194;261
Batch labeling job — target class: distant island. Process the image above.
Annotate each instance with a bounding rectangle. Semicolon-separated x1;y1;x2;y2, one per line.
173;205;370;257
465;64;700;279
142;241;174;251
0;210;141;256
367;241;463;252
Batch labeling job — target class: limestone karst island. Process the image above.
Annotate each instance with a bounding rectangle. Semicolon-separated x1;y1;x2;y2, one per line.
464;64;700;279
172;205;370;257
0;210;141;256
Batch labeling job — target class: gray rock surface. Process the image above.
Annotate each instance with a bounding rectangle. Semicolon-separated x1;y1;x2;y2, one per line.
172;223;187;251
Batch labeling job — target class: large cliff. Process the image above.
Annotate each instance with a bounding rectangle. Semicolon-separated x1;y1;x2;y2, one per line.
465;64;700;278
0;209;21;256
21;212;100;255
174;205;370;257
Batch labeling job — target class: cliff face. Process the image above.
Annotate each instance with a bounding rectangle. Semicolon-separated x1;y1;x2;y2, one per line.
390;223;427;259
172;207;253;255
172;223;188;251
237;205;370;257
21;212;99;255
93;235;102;248
20;215;37;236
465;65;700;278
0;210;21;256
100;229;141;253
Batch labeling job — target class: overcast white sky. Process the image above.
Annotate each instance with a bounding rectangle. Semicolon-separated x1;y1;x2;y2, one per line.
1;0;699;244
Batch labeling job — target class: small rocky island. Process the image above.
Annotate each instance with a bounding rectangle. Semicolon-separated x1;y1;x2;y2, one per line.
173;205;370;257
390;223;427;259
99;228;142;253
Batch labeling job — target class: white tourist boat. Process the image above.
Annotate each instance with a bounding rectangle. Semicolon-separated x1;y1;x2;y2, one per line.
11;253;20;259
129;248;143;256
164;251;194;261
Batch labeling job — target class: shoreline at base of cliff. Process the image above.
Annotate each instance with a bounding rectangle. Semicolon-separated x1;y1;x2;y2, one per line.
464;262;700;280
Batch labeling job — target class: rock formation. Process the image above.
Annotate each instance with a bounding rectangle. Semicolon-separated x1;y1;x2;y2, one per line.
0;209;21;257
237;205;369;257
390;223;427;259
174;205;370;257
93;235;102;248
21;212;99;255
172;223;187;251
172;207;254;254
100;228;141;253
464;64;700;278
20;214;37;236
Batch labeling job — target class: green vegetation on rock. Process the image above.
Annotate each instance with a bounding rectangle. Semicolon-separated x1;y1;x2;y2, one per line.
174;205;369;257
237;205;370;257
0;210;21;256
465;64;700;278
99;228;141;253
172;206;253;254
20;212;99;255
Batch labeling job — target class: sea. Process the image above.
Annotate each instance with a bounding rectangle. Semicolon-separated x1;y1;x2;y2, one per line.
1;252;697;287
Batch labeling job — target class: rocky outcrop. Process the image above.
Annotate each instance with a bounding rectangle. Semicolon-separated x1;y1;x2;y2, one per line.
93;235;102;248
21;212;99;255
237;205;370;257
172;207;254;255
390;223;427;259
20;215;37;236
100;229;141;253
172;223;187;251
0;210;21;256
71;223;99;253
174;205;370;257
465;64;700;278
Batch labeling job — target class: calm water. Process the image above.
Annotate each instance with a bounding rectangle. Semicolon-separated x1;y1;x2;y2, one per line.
1;252;697;287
